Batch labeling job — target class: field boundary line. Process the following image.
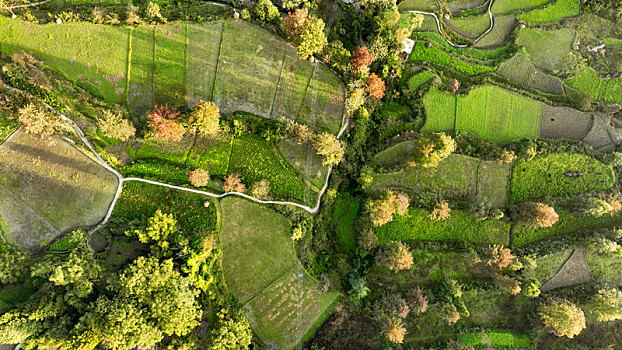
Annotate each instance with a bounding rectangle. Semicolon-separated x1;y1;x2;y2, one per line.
151;25;156;107
403;0;495;48
125;27;133;112
269;52;287;119
184;21;190;107
296;63;317;120
211;21;225;102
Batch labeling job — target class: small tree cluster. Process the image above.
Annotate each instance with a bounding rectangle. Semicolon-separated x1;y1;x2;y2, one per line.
579;194;622;217
365;73;385;100
147;105;185;142
312;132;344;166
495;275;521;295
283;9;328;60
209;308;253;349
429;200;451;221
0;247;28;285
412;132;456;168
189;100;220;136
223;173;245;193
96;110;135;141
366;190;410;226
539;299;586;338
357;228;379;251
405;287;429;315
518;202;559;228
15;103;61;136
188;169;210;187
587;287;622;322
350;46;375;75
521;278;541;298
375;241;413;272
253;0;280;23
281;117;312;144
144;1;164;23
345;86;366;116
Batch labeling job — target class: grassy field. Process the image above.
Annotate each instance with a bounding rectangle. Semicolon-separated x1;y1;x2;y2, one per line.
128;26;154;116
497;52;565;95
187;22;223;106
153;24;187;107
277;139;327;189
410;42;496;76
508;153;615;203
513;210;622;247
220;197;338;349
131;133;196;165
0;17;129;104
186;134;233;177
448;13;491;38
228;134;316;204
477;160;512;207
273;54;315;122
455;85;542;142
330;192;361;251
586;249;622;284
407;70;436;91
119;161;191;186
398;0;437;11
0;111;18;143
373;140;417;168
473;15;517;48
517;0;580;24
0;131;117;250
516;28;575;72
460;330;532;347
421;86;457;133
566;67;622;104
523;249;573;282
374;208;511;246
297;64;345;135
492;0;551;15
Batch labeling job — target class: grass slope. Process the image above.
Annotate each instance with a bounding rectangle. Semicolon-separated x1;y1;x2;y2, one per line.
187;22;223;106
566;67;622;104
492;0;551;15
518;0;580;24
508;153;615;203
128;26;154;116
297;64;345;134
409;42;496;76
448;13;491;38
421;86;456;133
497;51;565;95
516;28;575;72
153;24;187;107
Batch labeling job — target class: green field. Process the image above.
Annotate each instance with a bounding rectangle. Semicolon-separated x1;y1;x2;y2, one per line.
508;153;615;203
448;13;491;38
460;330;532;347
497;52;565;95
187;22;223;105
492;0;551;15
586;249;622;284
330;192;362;251
228;134;317;204
518;0;581;24
473;16;517;48
0;111;18;143
277;139;327;189
407;70;436;91
374;208;511;246
516;28;575;72
410;42;496;76
398;0;437;11
220;197;338;349
272;54;315;121
297;64;345;135
153;24;187;107
128;26;155;116
0;131;118;251
566;67;622;103
0;16;129;104
185;134;233;177
422;85;542;142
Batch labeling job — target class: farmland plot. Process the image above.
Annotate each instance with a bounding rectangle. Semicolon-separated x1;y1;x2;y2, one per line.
0;131;118;249
421;86;457;133
491;0;551;15
0;17;129;104
566;67;622;104
277;139;326;190
518;0;580;24
540;105;592;140
476;160;511;207
497;52;565;95
186;22;223;106
473;15;517;48
516;28;575;72
128;26;155;116
153;24;187;107
271;54;315;122
447;13;491;38
214;20;285;118
131;133;196;165
185;134;232;177
398;0;437;11
297;65;345;134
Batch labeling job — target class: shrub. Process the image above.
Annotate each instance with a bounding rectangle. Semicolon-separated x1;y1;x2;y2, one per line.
223;173;245;193
283;8;327;60
437;302;460;325
144;1;164;23
496;150;516;165
125;5;141;25
375;241;413;272
495;275;521;295
412;132;456;168
147;105;185;142
281;117;312;144
587;287;622;322
313;132;344;166
358;166;374;190
188;169;210;187
517;202;559;228
365;73;385;100
539;299;586;338
429;201;451;221
349;275;370;299
374;292;410;320
350;46;375;75
96;110;135;141
345;86;365;116
521;278;541;298
16;103;61;136
485;245;515;270
189;101;220;137
357;228;379;251
249;179;271;200
253;0;280;23
0;247;28;285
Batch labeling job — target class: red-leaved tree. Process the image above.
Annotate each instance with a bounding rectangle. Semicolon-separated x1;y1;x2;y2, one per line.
147;105;185;142
365;73;386;100
350;46;375;75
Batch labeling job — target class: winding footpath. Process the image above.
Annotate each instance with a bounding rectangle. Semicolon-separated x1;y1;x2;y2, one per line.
1;84;349;243
404;0;495;48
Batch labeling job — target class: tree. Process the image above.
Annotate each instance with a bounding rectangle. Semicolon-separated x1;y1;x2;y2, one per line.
250;179;271;200
587;287;622;322
350;46;375;75
358;228;379;251
147;105;185;141
580;195;622;217
376;241;413;272
253;0;279;23
367;190;409;226
495;275;521;295
539;299;586;338
0;247;27;285
223;173;246;193
449;78;460;93
485;245;515;270
373;293;410;320
349;275;370;299
127;210;178;247
209;308;253;350
381;317;406;344
437;302;460;325
313;132;344;166
521;278;541;298
16;103;61;136
144;1;164;23
412;132;456;168
518;202;559;228
281;117;312;144
345;86;366;116
406;287;428;315
365;73;385;100
429;200;451;221
283;8;328;60
189;100;220;136
188;168;210;187
96;110;135;141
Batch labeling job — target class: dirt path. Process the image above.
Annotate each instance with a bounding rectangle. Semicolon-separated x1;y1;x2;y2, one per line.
541;249;591;292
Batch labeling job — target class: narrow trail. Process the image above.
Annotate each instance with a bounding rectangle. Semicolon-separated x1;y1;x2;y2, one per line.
403;0;495;48
1;84;349;245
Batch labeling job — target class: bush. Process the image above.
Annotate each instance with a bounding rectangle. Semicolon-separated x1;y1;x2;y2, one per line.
144;1;164;23
283;9;327;60
521;278;541;298
249;179;271;200
357;228;379;251
539;299;586;338
429;201;451;221
188;169;210;187
412;132;456;168
96;110;135;141
253;0;280;23
313;132;344;166
405;287;428;315
366;191;409;226
16;103;61;136
373;292;410;320
485;245;515;270
348;275;370;299
586;287;622;322
375;241;413;272
147;105;185;142
365;73;385;100
381;317;406;344
517;202;559;228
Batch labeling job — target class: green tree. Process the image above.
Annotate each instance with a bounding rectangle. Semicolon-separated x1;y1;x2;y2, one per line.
349;275;370;299
253;0;280;23
521;278;541;298
96;110;135;141
16;103;61;136
412;132;456;168
127;210;178;248
587;287;622;322
283;8;328;60
0;246;27;285
539;299;586;338
209;308;253;350
313;132;345;166
375;241;413;272
189;100;220;136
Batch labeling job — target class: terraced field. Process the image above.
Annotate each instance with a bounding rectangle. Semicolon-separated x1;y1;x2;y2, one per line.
516;28;575;72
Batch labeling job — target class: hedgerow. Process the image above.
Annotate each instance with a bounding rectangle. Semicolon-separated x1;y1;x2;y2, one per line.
508;153;615;203
410;42;497;76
